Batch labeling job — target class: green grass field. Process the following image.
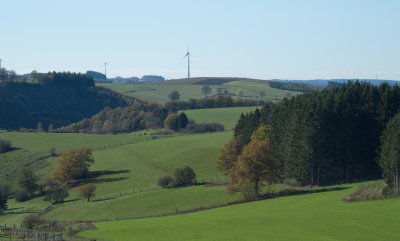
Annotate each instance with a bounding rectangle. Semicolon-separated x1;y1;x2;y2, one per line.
44;185;239;222
181;106;259;130
0;130;156;185
80;182;400;241
0;131;232;225
98;80;298;103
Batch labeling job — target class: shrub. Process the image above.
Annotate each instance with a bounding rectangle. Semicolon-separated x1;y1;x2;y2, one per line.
44;188;69;204
0;139;12;154
14;189;31;202
174;167;196;186
22;215;42;229
158;175;174;188
181;122;224;133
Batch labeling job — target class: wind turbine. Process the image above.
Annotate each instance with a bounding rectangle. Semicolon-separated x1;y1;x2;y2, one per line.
184;50;191;79
104;62;107;78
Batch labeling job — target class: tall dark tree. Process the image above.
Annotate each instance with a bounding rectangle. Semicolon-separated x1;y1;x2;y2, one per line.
378;113;400;195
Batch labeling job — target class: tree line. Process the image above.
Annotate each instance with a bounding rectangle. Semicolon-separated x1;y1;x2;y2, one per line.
222;82;400;190
164;95;266;112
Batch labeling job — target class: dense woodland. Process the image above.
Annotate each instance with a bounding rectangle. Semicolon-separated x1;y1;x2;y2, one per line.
231;82;400;186
0;72;133;130
57;102;169;134
269;81;319;92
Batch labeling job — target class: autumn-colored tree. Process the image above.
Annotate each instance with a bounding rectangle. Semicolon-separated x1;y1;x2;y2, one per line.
236;89;243;97
217;137;242;175
227;140;282;197
51;147;94;186
78;184;96;202
250;124;272;142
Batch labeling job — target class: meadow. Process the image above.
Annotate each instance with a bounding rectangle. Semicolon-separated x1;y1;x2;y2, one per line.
180;106;259;130
0;131;233;225
98;79;299;103
81;182;400;241
0;130;157;185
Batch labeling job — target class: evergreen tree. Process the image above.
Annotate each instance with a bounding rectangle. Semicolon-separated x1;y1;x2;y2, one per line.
378;113;400;195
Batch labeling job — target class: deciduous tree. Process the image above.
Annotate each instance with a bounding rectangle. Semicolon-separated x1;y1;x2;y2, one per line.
51;147;94;186
78;184;96;202
228;140;282;197
168;90;181;101
17;167;39;197
201;85;212;97
174;167;196;186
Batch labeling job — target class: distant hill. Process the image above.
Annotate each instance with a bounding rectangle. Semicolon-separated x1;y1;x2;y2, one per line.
272;79;400;87
165;77;266;85
0;79;134;130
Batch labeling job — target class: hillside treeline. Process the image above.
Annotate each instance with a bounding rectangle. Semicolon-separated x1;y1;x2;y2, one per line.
0;75;132;130
269;81;318;92
164;95;265;111
233;82;400;185
35;72;94;87
58;103;169;134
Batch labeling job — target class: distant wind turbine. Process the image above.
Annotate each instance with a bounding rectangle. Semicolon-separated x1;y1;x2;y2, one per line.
184;50;192;79
104;62;107;77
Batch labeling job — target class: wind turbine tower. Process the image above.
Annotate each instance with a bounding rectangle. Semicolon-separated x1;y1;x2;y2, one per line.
184;50;191;79
104;62;107;78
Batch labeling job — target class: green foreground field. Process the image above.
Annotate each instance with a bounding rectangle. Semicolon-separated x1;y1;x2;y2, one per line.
0;131;232;225
81;183;400;241
181;106;258;130
98;81;299;103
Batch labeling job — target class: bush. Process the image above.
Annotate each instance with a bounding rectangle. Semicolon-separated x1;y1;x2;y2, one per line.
158;175;174;188
22;215;42;229
174;167;196;186
44;188;69;204
0;139;12;154
181;122;224;133
14;189;31;202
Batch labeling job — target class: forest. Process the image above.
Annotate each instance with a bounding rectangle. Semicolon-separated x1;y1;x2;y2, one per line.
0;72;133;130
232;82;400;185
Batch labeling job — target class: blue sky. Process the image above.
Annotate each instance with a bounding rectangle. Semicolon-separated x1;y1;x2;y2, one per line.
1;0;399;80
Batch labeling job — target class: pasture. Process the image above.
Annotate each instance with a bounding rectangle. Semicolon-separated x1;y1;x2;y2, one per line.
98;79;298;103
180;106;259;130
80;182;400;241
0;131;233;225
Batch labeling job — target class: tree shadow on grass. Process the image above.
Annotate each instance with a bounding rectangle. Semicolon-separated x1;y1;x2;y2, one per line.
258;186;351;200
74;169;130;186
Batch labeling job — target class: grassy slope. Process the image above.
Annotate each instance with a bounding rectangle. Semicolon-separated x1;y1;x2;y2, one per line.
44;185;239;221
0;130;155;185
0;132;232;224
98;80;298;103
81;183;400;241
181;106;259;130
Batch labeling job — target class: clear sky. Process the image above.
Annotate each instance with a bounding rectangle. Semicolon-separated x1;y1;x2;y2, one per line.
1;0;399;80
